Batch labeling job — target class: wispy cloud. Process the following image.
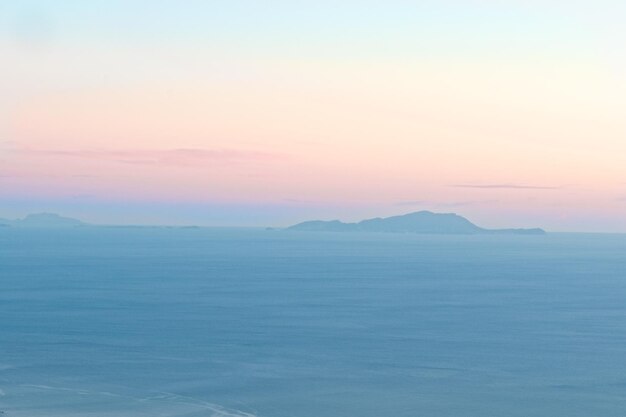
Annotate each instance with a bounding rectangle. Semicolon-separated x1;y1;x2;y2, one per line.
435;199;498;208
451;183;560;190
0;140;18;149
394;199;496;208
283;198;314;204
394;200;426;206
0;172;100;180
14;148;281;167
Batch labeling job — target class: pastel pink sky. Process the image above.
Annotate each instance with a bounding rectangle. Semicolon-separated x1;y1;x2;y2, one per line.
2;1;626;231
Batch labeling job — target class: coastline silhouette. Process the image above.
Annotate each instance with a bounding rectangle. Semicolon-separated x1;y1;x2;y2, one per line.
288;210;546;235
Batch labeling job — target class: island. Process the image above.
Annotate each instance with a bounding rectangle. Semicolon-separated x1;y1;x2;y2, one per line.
0;213;85;228
287;211;545;235
0;213;201;229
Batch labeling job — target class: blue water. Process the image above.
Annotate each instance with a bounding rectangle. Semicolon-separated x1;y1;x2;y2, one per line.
1;228;626;416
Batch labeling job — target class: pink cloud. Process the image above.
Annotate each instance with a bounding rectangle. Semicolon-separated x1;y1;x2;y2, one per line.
13;147;281;167
451;183;561;190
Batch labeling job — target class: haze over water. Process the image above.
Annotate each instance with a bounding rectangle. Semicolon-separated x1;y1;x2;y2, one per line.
2;227;626;417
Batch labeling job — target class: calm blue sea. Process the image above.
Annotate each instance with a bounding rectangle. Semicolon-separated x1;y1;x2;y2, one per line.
1;228;626;417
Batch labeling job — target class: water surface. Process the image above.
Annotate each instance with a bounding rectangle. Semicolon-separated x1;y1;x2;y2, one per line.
1;228;625;416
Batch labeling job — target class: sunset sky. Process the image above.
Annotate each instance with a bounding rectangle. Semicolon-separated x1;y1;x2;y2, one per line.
2;1;626;231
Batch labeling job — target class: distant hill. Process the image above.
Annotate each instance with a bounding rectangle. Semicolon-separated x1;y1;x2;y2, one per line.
287;211;545;235
1;213;85;228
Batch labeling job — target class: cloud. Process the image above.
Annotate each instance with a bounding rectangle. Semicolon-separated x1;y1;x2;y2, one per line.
395;200;426;206
14;148;281;167
451;183;560;190
0;172;95;180
283;198;314;204
434;199;498;208
394;199;496;208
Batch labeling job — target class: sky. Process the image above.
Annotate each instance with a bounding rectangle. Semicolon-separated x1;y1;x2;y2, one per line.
1;1;626;231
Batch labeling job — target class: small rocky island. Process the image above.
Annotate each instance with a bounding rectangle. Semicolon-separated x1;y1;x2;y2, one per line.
287;211;545;235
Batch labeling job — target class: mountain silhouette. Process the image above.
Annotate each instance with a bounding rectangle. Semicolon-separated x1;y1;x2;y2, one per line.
2;213;85;228
287;211;545;235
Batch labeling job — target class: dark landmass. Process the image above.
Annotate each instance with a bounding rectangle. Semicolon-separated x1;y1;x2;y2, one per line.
100;225;200;229
0;211;545;234
287;211;546;235
1;213;85;228
0;214;204;229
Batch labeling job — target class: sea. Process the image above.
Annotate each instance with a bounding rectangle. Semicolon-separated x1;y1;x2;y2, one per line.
1;227;626;417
